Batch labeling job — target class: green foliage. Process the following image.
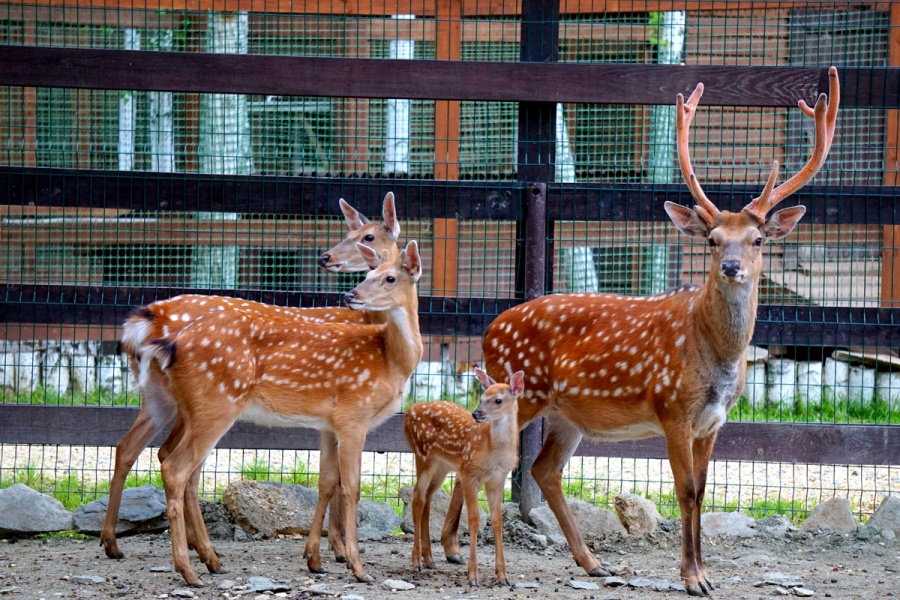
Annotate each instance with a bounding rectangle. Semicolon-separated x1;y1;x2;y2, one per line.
239;457;319;488
0;385;139;407
728;394;900;425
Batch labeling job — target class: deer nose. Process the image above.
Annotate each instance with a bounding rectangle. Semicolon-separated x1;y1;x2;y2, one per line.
721;260;741;277
318;253;331;268
344;291;357;305
472;409;486;422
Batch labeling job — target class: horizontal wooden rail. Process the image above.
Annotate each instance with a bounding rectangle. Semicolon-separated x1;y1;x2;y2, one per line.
3;167;899;225
1;405;898;465
2;284;900;346
1;46;895;107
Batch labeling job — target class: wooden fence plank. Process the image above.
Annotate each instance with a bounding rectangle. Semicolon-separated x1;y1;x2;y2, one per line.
1;46;890;107
2;405;897;466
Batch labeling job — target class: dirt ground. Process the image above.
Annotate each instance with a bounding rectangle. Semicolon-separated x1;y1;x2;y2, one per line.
1;527;897;600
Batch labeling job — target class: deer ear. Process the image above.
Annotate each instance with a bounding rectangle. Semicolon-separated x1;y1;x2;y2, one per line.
474;367;496;390
355;242;382;270
382;192;401;240
762;205;806;240
340;198;370;231
402;240;422;282
509;371;525;397
664;202;711;239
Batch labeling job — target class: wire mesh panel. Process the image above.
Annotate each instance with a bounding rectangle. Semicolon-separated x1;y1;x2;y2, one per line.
0;0;898;527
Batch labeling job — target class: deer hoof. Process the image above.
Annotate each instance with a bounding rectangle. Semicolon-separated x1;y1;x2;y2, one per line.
589;566;611;578
104;549;124;560
355;572;376;584
446;553;465;565
686;582;710;597
334;554;346;563
424;561;437;570
498;578;510;586
468;579;479;587
186;578;206;589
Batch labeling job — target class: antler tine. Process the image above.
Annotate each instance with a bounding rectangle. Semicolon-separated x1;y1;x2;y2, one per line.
676;83;720;225
744;66;840;219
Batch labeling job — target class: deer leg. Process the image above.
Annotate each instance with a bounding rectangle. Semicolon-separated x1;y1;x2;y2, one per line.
485;478;508;586
691;432;718;595
460;477;481;586
421;464;451;570
441;479;465;564
184;459;222;574
102;404;171;559
335;427;372;583
411;457;435;571
320;431;348;563
663;423;707;597
305;442;342;575
531;413;608;577
158;417;203;554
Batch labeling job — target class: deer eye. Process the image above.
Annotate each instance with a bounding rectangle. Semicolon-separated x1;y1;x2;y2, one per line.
364;234;375;242
494;397;502;405
386;276;396;283
755;237;763;247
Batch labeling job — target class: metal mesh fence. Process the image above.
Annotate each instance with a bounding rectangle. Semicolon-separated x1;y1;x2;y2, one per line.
1;0;899;524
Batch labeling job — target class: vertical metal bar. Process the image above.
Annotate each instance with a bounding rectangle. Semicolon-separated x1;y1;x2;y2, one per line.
512;0;559;518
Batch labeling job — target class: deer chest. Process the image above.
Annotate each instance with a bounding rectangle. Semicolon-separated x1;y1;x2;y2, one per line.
693;361;742;438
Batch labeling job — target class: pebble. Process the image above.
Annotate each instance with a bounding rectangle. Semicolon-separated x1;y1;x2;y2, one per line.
604;576;627;587
628;577;654;588
794;588;816;597
218;580;237;590
169;590;195;598
763;572;804;587
72;575;105;585
149;566;170;573
341;595;366;600
568;579;599;590
773;586;790;595
515;582;539;589
381;579;415;591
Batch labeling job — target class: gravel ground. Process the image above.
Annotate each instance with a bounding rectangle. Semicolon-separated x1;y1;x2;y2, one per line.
1;525;898;599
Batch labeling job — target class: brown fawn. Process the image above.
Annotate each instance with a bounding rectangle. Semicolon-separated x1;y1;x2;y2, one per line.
104;193;402;568
445;67;840;596
134;240;422;585
405;368;524;586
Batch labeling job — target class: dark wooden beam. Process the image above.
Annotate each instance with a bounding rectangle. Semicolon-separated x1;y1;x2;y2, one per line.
4;168;897;225
2;405;897;466
0;46;894;107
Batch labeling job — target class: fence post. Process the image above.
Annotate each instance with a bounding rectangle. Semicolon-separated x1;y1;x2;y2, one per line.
513;0;559;519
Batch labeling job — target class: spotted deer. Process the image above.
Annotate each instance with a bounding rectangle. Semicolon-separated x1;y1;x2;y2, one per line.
404;368;524;586
132;241;422;585
102;193;402;567
445;67;840;596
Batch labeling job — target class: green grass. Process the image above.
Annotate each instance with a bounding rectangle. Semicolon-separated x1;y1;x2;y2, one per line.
239;457;319;488
728;394;900;425
0;384;140;407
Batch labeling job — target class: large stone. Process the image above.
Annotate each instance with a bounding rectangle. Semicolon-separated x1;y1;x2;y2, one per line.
700;512;757;538
399;486;485;541
200;499;236;540
73;484;167;536
223;480;319;537
614;493;662;536
868;496;900;537
223;480;399;540
357;500;402;541
529;499;626;546
0;484;73;535
799;498;857;535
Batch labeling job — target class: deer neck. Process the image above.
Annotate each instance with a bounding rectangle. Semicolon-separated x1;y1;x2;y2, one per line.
694;273;759;363
488;412;519;455
380;294;423;380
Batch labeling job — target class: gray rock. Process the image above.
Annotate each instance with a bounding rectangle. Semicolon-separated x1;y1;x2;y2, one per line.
223;481;319;537
234;526;253;542
399;486;485;540
772;585;790;595
756;514;796;536
73;484;166;536
217;580;237;590
800;498;857;535
762;572;803;587
856;524;875;540
341;595;366;600
529;500;626;546
628;577;655;588
701;511;757;538
149;566;170;573
794;588;816;597
72;575;105;585
381;579;415;591
246;576;291;592
200;499;235;540
170;590;195;598
516;582;539;589
357;500;401;541
868;496;900;536
614;494;662;536
568;579;599;590
0;484;73;535
604;576;627;587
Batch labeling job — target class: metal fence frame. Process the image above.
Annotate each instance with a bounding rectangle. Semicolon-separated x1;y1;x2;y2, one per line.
2;0;900;517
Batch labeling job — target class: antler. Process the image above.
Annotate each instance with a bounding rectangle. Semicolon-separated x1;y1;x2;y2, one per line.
743;66;840;219
677;82;721;226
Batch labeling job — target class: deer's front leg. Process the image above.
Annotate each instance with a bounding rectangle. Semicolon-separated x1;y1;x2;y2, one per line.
460;477;481;586
336;427;373;583
531;414;609;577
485;478;508;585
691;433;718;595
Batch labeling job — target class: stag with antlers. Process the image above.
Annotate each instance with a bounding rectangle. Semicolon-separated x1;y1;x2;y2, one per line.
444;68;839;595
